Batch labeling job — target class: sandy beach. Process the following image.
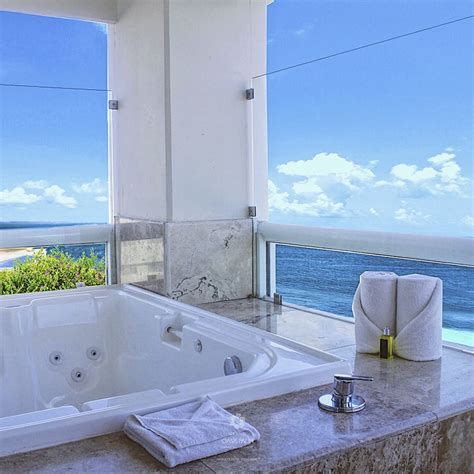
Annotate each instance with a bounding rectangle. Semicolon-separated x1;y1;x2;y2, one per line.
0;248;35;267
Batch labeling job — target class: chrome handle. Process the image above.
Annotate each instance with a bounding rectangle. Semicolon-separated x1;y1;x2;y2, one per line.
334;374;374;382
320;374;373;413
332;374;373;398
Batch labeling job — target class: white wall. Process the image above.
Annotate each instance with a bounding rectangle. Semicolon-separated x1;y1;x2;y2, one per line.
109;0;168;221
167;0;254;221
0;0;117;23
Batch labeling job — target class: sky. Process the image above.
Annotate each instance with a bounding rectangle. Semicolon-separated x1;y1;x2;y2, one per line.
0;11;109;224
266;0;473;237
0;3;472;236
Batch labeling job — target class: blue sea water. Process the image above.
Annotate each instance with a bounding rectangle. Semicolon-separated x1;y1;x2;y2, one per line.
0;222;106;268
0;222;90;230
276;245;474;339
0;244;106;268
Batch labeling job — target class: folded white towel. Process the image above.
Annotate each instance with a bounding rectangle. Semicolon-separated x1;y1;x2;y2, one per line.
123;397;260;468
352;271;398;353
394;274;442;361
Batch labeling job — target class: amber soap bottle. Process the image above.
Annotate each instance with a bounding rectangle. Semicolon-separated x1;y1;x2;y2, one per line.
380;327;394;359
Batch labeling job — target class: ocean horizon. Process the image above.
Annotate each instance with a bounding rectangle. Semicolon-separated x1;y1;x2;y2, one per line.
0;221;104;229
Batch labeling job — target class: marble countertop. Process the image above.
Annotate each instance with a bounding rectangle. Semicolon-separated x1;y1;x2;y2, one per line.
2;298;473;472
200;298;474;421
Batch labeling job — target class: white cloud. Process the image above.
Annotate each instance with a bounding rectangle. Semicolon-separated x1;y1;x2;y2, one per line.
44;185;77;208
277;152;375;205
278;153;375;187
23;180;49;190
271;153;378;218
428;151;455;165
462;215;474;228
294;23;313;36
376;150;469;196
271;148;471;228
95;196;108;202
374;179;405;189
391;163;438;183
292;178;324;195
369;208;379;216
73;178;108;195
394;207;431;225
0;187;42;205
269;180;344;217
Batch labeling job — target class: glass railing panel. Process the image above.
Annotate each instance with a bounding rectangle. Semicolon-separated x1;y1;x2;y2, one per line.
0;12;111;297
275;243;474;346
1;12;109;229
266;1;472;74
0;11;107;90
264;2;473;238
115;217;165;294
0;86;109;227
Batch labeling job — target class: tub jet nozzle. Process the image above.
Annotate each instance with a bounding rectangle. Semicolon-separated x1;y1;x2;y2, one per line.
71;368;86;383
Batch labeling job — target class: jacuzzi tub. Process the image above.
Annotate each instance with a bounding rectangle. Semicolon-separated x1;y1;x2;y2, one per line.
0;285;350;457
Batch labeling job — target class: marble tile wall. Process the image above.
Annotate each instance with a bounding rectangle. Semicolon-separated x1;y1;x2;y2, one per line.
285;411;473;474
115;218;253;305
164;219;253;305
287;422;439;473
437;410;473;473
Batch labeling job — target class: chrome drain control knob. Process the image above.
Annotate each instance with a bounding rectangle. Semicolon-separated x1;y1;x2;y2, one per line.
318;374;373;413
224;355;243;376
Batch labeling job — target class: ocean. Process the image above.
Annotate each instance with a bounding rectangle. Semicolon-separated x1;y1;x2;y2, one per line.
276;244;474;344
0;222;106;268
0;244;106;268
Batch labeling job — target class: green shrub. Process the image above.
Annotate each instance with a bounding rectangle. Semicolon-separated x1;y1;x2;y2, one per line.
0;248;106;295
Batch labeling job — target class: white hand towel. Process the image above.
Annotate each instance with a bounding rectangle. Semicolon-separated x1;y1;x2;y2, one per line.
394;274;442;361
123;397;260;468
352;271;398;353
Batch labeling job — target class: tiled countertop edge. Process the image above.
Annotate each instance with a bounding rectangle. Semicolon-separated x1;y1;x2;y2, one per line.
434;398;474;421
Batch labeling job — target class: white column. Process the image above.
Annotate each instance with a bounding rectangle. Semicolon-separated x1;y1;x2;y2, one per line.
110;0;269;223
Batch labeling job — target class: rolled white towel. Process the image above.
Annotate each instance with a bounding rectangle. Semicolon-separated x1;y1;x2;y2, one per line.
394;274;442;361
352;271;398;353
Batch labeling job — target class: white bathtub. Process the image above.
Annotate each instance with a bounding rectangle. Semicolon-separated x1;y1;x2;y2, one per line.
0;285;350;457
